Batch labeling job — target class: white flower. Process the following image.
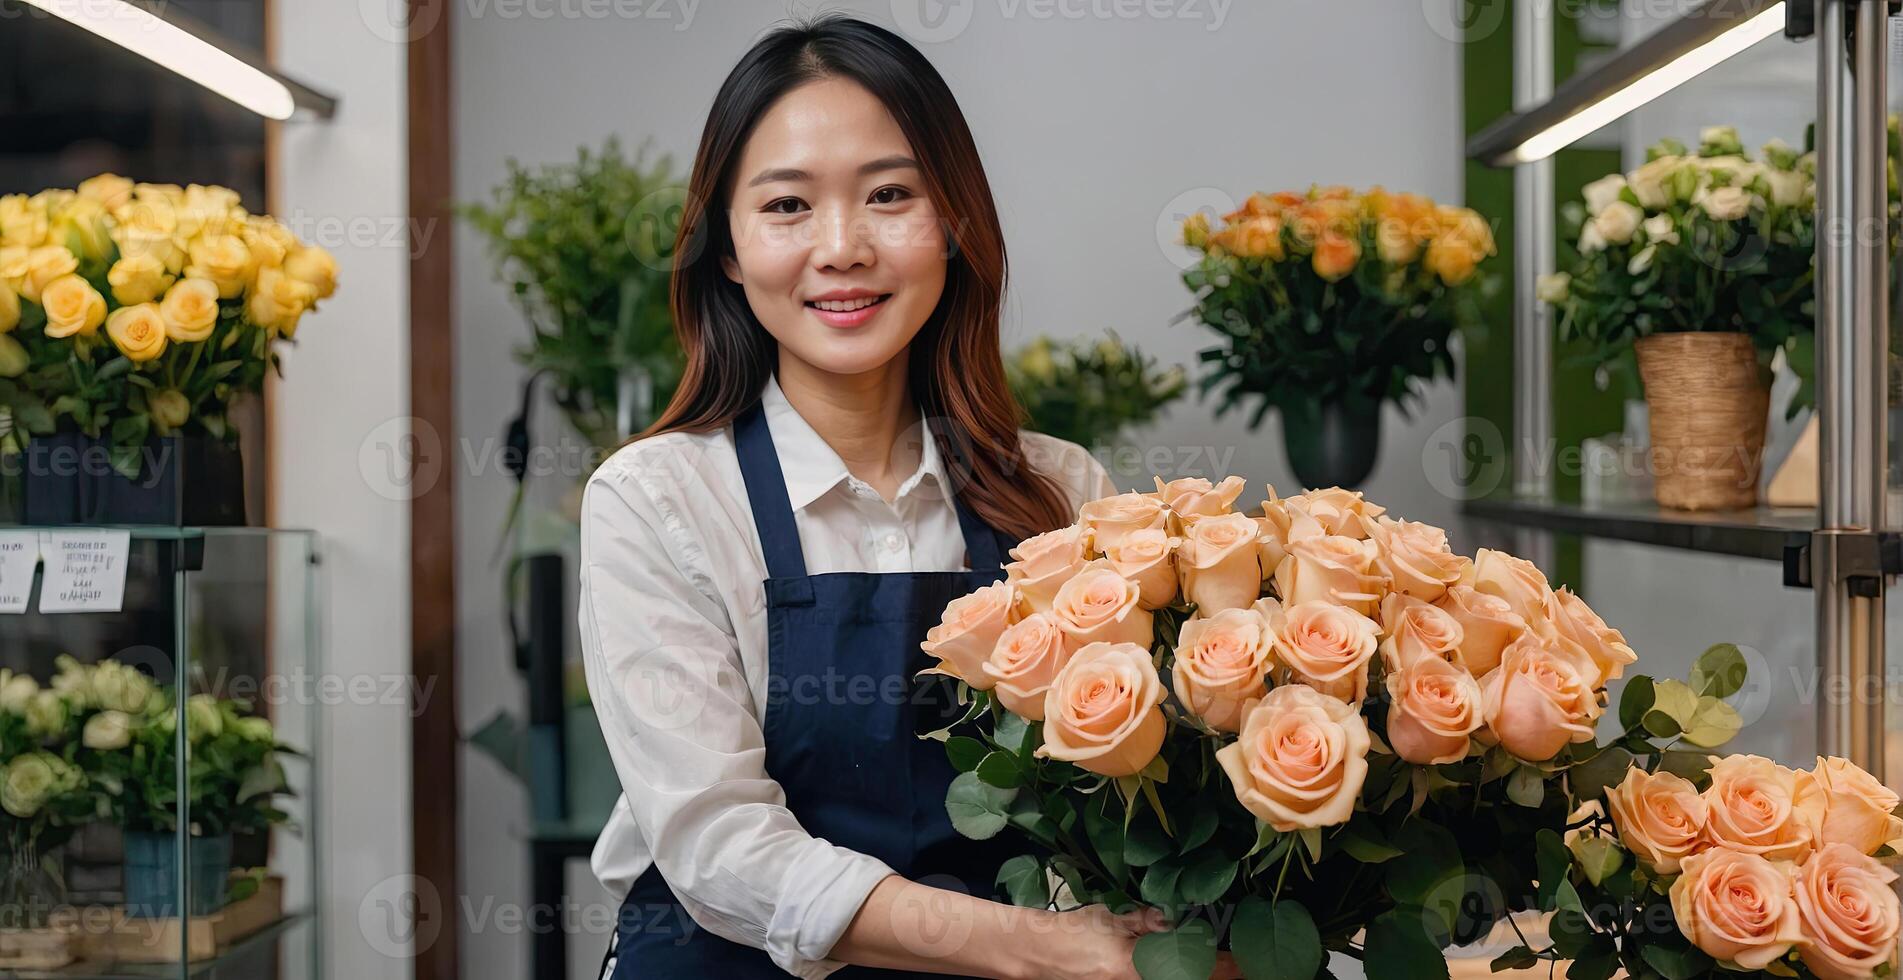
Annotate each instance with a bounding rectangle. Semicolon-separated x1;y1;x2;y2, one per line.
1761;138;1799;171
1582;174;1628;215
1700;125;1744;156
23;691;66;738
1763;169;1809;208
82;710;132;750
1591;201;1643;245
1642;213;1679;246
1536;272;1571;304
1629;156;1683;209
1579;222;1608;254
0;672;38;714
1628;245;1658;276
1700;186;1754;221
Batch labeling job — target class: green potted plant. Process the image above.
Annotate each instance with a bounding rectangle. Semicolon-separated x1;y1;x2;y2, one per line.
1177;186;1494;489
1005;330;1186;450
1540;126;1822;511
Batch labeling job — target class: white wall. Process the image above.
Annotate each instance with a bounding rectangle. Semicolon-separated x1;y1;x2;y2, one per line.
452;2;1467;977
273;1;414;977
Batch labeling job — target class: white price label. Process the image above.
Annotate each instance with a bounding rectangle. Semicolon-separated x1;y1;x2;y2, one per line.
0;532;40;613
37;530;131;614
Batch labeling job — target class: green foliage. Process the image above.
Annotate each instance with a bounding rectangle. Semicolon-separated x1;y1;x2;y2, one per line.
1005;331;1186;449
459;140;686;450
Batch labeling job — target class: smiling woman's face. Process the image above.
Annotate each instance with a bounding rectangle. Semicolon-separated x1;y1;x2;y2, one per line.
723;76;948;380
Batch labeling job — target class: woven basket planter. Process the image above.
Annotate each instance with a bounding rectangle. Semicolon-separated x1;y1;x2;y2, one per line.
1635;332;1770;511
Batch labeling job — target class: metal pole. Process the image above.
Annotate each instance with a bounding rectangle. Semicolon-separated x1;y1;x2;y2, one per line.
1814;0;1888;774
1513;0;1556;569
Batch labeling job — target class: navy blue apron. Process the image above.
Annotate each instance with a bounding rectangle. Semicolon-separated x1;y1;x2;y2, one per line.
604;403;1026;978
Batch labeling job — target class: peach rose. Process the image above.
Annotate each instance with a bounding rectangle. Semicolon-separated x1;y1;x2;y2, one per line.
1705;755;1822;862
1035;641;1167;777
1100;526;1180;610
1605;768;1710;873
1005;524;1090;612
1472;548;1557;627
1178;512;1263;614
1267;599;1379;702
1795;843;1902;980
1479;632;1600;761
1672;847;1805;970
1547;588;1637;687
1360;515;1473;603
1273;535;1383;616
981;612;1070;721
919;581;1021;690
1214;684;1370;831
1049;562;1153;649
1283;487;1385;539
1383;655;1483;765
1079;492;1167;554
1378;592;1465;672
1435;585;1528;675
1150;475;1247;524
1810;756;1903;857
1173;606;1273;732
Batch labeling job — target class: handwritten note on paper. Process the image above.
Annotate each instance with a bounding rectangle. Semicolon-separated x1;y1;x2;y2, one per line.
38;530;131;614
0;532;40;613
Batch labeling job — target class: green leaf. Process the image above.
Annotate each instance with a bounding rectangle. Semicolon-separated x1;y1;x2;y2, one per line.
1178;805;1219;854
1690;643;1747;699
945;736;986;773
1567;836;1626;887
1231;897;1322;980
1336;829;1404;864
1177;850;1238;905
1659;750;1716;785
945;772;1015;840
1644;679;1699;738
1490;946;1539;972
1639;943;1715;980
1534;829;1571;910
1364;907;1450;980
1683;697;1743;749
1568;746;1635;803
1387;820;1462;931
1139;856;1184;909
975;751;1024;789
1084;793;1129;883
1132;919;1217;980
1507;765;1545;807
1298;826;1323;863
996;855;1050;909
1125;812;1173;867
1618;675;1656;730
993;712;1032;756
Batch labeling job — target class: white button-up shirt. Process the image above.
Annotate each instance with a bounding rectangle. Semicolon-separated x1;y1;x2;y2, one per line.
578;375;1113;978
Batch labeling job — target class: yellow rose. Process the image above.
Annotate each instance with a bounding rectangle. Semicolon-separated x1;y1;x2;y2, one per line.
39;274;106;339
185;235;254;298
105;303;168;362
0;335;25;378
20;245;77;303
148;389;191;430
159;278;221;343
0;195;47;249
1036;641;1167;777
1215;683;1369;831
246;266;315;337
282;247;337;303
107;254;176;305
77;173;135;211
112;198;183;272
919;580;1021;690
0;281;18;334
176;184;245;240
51;197;112;262
242;216;297;269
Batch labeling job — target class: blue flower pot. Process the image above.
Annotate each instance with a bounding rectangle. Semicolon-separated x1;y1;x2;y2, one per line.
122;831;231;919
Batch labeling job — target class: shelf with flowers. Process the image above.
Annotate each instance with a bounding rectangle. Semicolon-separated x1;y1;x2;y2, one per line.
1006;330;1188;452
0;175;336;525
0;656;299;972
1176;187;1495;489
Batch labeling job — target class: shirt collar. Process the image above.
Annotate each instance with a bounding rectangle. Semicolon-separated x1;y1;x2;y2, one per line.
758;374;946;512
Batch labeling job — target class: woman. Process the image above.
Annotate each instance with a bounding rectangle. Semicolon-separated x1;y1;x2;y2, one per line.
580;14;1176;979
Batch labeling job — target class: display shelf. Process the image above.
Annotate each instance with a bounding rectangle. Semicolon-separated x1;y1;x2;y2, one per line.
2;913;308;979
1462;493;1815;561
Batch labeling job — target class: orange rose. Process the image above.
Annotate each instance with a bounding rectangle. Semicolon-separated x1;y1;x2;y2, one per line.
1434;585;1527;675
1049;562;1152;649
1795;843;1902;980
1099;526;1179;610
1005;524;1090;612
1172;606;1273;732
1811;756;1903;856
1035;642;1166;777
1479;632;1600;761
1267;599;1379;702
919;581;1021;690
1214;684;1370;831
1361;514;1472;603
1547;588;1637;687
1377;592;1465;672
1177;512;1263;615
1472;548;1556;627
1079;492;1167;554
1705;755;1822;862
1672;847;1805;970
981;612;1071;721
1273;535;1383;616
1311;232;1360;281
1605;768;1710;873
1384;655;1483;765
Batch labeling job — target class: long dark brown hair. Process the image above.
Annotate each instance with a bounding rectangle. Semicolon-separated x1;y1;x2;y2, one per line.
641;14;1073;542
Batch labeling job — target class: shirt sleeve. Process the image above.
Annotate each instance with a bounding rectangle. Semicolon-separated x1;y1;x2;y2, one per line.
577;460;897;979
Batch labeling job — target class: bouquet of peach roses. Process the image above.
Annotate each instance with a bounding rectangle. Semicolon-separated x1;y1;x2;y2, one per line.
920;478;1899;980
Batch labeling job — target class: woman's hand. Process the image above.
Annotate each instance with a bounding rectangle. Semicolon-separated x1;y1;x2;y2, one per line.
1016;905;1242;980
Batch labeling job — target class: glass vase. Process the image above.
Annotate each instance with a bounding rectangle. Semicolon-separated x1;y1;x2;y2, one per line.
0;833;64;932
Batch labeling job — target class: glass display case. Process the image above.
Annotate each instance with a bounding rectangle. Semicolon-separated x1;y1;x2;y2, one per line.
0;527;319;979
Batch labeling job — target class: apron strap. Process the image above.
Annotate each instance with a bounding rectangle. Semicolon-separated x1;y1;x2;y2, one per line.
952;496;1006;573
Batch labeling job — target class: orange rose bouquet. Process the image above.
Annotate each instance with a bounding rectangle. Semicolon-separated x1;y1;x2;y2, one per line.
922;478;1672;978
1178;188;1494;487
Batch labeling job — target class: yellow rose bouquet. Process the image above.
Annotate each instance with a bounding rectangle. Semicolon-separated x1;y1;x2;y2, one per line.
1178;188;1494;488
0;175;336;520
920;478;1864;980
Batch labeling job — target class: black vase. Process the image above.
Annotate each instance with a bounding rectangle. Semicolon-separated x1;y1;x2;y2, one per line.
17;430;246;526
1281;397;1382;490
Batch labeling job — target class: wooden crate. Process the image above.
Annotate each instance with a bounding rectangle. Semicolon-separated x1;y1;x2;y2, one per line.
73;875;284;964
